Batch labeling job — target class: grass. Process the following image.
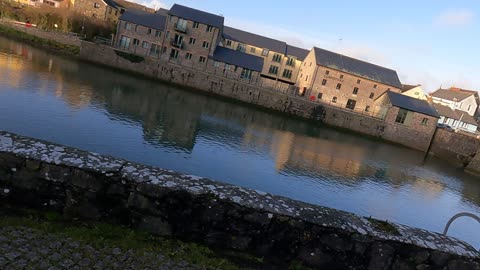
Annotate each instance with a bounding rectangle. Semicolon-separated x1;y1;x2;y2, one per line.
0;24;80;56
0;207;264;270
367;217;399;235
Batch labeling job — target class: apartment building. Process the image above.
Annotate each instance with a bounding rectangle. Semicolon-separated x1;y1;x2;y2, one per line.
296;47;403;113
161;4;224;69
116;9;166;56
430;87;479;117
433;103;478;133
222;27;309;85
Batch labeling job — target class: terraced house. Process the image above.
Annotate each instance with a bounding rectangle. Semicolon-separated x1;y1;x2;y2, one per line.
296;47;403;114
222;27;309;86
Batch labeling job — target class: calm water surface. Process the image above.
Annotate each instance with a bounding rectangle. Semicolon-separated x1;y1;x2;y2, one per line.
0;37;479;248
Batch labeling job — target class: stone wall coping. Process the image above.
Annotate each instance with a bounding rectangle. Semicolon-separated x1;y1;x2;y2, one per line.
0;130;478;258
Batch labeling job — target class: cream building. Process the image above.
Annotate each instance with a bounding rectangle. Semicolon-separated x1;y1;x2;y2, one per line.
430;87;479;117
401;84;427;100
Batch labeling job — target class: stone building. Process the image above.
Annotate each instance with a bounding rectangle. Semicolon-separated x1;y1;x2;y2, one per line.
401;84;427;100
116;9;166;56
296;47;403;113
375;91;439;135
72;0;120;21
161;4;224;70
430;87;479;117
222;27;309;86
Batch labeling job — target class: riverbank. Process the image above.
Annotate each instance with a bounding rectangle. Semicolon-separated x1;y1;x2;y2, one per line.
0;23;80;56
1;130;478;269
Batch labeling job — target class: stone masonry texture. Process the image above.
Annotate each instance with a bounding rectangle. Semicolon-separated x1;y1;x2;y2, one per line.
0;131;479;269
0;226;202;270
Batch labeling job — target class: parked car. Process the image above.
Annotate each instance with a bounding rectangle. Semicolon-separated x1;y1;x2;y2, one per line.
437;123;454;131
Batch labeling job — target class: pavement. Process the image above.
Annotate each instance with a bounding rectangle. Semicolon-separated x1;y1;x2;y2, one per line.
0;226;207;270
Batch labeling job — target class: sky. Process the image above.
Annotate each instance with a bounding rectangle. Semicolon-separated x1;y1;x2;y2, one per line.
130;0;480;93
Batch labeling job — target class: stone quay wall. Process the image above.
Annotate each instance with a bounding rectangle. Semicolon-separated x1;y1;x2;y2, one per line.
466;147;480;176
429;128;480;167
78;41;434;152
0;131;479;269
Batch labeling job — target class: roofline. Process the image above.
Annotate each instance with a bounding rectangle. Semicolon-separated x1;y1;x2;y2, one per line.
118;18;164;30
223;26;287;54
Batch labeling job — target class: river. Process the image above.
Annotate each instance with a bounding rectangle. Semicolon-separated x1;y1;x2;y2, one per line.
0;37;478;248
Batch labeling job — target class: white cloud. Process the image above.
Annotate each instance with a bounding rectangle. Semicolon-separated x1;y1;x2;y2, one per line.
128;0;167;10
434;9;474;27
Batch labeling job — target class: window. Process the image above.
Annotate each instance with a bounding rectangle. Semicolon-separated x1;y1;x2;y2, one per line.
166;31;170;39
193;22;199;28
268;65;279;75
332;97;337;103
421;118;429;126
353;87;359;95
414;92;419;96
94;2;100;8
250;47;256;53
170;48;179;59
317;93;323;100
395;109;409;124
147;28;152;35
124;22;132;30
189;38;196;44
300;73;303;79
286;57;295;67
373;84;377;89
336;83;342;90
305;75;309;81
340;74;344;79
206;25;214;32
468;105;472;111
199;56;206;63
149;44;160;57
162;46;167;53
176;18;187;32
346;99;356;110
237;43;246;52
365;106;370;112
142;41;149;49
325;70;330;75
185;52;192;60
262;49;269;56
309;62;312;67
119;36;131;49
241;69;253;79
272;54;282;63
155;30;161;37
282;69;293;79
214;61;220;67
202;41;210;49
226;40;232;46
369;92;374;99
133;38;139;46
357;79;361;84
321;79;327;86
135;25;139;32
224;64;231;71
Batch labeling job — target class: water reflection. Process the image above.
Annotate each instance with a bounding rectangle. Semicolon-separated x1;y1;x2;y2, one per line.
0;36;479;248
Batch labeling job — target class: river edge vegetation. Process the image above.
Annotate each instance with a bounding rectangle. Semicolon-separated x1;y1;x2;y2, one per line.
0;24;80;55
0;207;312;270
0;1;115;40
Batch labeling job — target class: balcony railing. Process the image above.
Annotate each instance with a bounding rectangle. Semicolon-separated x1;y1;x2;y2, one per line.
174;24;188;33
171;39;184;49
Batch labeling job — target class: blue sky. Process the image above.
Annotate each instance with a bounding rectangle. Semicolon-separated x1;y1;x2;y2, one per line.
133;0;480;92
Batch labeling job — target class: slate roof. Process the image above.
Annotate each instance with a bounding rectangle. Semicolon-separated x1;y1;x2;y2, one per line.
286;45;309;60
211;47;263;72
313;47;402;89
119;9;166;30
113;0;154;12
387;91;439;118
168;4;224;29
223;26;287;54
431;88;474;102
432;103;478;126
103;0;118;8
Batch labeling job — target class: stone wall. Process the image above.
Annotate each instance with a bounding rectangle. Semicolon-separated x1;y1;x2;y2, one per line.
466;147;480;176
78;41;435;152
0;20;81;47
429;128;480;166
0;131;479;269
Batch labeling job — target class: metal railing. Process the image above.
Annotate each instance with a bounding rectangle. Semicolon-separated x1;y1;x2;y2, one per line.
174;24;187;33
443;212;480;251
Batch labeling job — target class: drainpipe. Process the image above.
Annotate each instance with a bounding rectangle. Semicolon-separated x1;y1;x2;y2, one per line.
424;123;439;162
308;65;319;98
